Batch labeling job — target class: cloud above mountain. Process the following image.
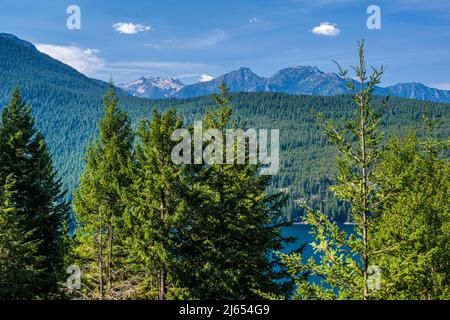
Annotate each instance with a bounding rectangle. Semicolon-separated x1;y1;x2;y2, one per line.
35;44;104;74
113;22;153;34
432;82;450;90
199;74;214;82
310;22;341;36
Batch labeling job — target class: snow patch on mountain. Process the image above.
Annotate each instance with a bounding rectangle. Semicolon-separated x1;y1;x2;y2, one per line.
118;76;184;98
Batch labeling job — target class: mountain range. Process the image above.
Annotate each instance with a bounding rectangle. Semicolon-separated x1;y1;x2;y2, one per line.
1;32;449;220
119;66;450;103
118;76;184;98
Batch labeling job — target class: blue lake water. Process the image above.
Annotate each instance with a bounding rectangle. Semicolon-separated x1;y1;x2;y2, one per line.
279;223;356;292
281;223;356;258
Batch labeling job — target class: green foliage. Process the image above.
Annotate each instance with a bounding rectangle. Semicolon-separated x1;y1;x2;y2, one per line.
73;82;134;299
1;37;449;300
70;83;293;300
175;83;293;299
2;33;448;223
0;88;70;298
124;108;188;299
280;43;450;301
0;175;42;299
371;120;450;299
280;41;387;300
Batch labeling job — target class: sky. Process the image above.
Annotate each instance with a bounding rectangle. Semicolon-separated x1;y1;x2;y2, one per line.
0;0;449;88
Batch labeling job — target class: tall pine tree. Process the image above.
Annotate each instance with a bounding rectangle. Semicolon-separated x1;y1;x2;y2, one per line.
73;82;133;299
177;83;292;299
0;174;42;298
124;109;188;299
0;88;70;298
280;41;387;300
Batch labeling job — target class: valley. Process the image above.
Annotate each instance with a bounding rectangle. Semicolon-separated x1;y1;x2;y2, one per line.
1;33;449;221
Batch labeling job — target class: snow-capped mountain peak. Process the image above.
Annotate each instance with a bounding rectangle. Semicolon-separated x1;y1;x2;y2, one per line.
119;68;450;103
118;76;185;98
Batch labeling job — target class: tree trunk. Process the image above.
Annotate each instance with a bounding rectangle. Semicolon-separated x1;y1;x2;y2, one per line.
99;219;104;300
159;191;167;300
108;213;113;298
159;268;167;300
360;77;369;301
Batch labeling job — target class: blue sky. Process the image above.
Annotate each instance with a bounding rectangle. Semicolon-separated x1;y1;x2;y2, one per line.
1;0;449;88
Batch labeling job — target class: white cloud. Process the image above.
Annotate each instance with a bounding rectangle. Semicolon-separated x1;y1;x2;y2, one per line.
310;22;341;36
431;82;450;90
35;43;216;83
35;44;104;74
249;17;259;24
175;73;200;79
113;22;153;34
199;74;214;82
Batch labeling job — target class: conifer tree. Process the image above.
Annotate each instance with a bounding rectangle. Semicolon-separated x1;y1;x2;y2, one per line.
0;175;42;298
73;82;133;299
177;83;292;299
124;109;187;300
371;118;450;299
280;41;386;300
0;88;70;298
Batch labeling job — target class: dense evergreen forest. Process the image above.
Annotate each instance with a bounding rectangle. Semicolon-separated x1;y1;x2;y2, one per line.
147;93;449;221
0;88;447;221
1;35;448;222
0;40;449;299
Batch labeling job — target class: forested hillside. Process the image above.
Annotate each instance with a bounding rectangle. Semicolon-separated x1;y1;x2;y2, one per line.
135;93;449;221
1;34;449;221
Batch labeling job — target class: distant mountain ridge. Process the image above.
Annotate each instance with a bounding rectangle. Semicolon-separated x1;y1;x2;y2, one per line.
2;32;448;103
374;82;450;103
1;32;449;221
120;66;450;103
0;32;130;192
118;76;184;99
0;33;37;51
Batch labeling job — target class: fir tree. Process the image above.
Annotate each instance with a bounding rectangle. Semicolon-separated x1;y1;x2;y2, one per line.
371;117;450;299
124;109;188;299
0;174;42;298
73;81;133;299
0;88;70;297
177;83;292;299
280;41;387;300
